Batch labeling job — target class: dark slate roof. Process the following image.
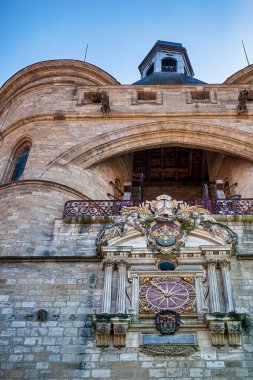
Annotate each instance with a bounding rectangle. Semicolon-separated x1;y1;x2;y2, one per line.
133;72;206;85
156;40;182;48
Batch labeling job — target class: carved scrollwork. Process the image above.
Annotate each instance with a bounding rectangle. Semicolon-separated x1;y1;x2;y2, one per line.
115;259;127;271
103;259;115;270
112;320;129;348
113;323;128;335
140;344;197;356
96;321;111;335
209;321;225;333
96;194;237;254
227;321;241;333
209;321;225;346
94;321;111;347
227;320;242;347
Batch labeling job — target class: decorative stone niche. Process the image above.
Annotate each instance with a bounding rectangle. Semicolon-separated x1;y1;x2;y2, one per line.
132;90;163;105
76;89;103;106
186;88;217;104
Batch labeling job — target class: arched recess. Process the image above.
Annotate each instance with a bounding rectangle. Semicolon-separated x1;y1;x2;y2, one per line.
2;136;32;183
44;121;253;171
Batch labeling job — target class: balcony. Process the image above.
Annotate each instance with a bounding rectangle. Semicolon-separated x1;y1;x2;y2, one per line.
63;199;253;218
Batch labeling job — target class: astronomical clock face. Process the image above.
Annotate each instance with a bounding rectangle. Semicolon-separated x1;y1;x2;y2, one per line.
139;276;196;314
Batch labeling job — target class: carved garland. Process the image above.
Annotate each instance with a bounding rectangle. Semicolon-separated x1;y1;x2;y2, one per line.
140;344;198;356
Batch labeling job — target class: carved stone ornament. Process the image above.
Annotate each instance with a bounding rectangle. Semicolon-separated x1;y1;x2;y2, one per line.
140;344;198;356
95;321;111;347
101;91;110;116
96;194;237;255
149;221;183;254
112;320;129;348
155;310;180;335
209;321;225;346
37;309;48;322
54;110;65;120
237;89;248;115
227;320;242;347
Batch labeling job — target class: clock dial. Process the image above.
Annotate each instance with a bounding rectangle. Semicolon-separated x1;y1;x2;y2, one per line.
139;276;196;314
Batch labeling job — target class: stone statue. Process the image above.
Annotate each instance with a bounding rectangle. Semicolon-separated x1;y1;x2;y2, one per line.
101;91;110;116
237;89;248;115
96;195;238;254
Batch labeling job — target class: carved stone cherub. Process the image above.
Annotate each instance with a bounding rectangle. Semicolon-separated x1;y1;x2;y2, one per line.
101;91;110;116
237;89;248;115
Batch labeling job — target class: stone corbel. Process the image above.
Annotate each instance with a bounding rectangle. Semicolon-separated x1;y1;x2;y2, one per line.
111;318;130;348
94;320;111;347
227;320;242;347
209;320;226;346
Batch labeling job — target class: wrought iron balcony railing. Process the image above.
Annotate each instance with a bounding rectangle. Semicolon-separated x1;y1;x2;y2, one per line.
63;200;135;218
63;199;253;218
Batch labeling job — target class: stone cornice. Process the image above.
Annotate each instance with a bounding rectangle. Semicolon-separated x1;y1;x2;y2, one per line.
0;256;101;262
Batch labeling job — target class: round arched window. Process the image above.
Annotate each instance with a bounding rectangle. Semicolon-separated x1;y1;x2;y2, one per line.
161;58;177;72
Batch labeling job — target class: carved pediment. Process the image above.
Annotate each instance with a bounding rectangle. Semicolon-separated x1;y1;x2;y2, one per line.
97;195;237;254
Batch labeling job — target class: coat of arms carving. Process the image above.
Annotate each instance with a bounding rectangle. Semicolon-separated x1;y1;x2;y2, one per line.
155;310;180;335
96;194;237;255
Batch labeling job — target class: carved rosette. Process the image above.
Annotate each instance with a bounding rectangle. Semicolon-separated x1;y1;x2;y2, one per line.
112;320;129;348
227;320;242;347
54;110;65;120
95;321;111;347
209;321;226;346
140;344;198;356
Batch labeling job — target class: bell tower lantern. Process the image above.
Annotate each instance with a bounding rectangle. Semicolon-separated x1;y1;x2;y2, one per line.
138;40;194;78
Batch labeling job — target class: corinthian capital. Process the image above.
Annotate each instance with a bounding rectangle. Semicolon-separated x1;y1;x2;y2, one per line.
115;259;128;271
103;259;115;270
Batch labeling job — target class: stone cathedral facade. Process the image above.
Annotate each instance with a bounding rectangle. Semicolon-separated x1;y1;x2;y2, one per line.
1;40;253;380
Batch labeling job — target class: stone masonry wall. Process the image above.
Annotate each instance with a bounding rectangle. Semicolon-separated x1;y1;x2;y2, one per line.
0;184;84;257
1;257;253;380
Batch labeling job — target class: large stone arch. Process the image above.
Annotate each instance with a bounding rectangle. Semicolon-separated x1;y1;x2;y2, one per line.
45;121;253;170
0;59;120;114
224;64;253;84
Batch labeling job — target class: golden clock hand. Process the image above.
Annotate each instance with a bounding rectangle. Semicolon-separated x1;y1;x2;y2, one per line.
150;280;167;294
150;281;170;297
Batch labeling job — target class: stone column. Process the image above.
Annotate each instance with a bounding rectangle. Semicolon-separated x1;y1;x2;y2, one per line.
221;260;234;313
101;260;115;314
195;275;206;313
131;274;139;316
207;261;221;313
116;260;127;314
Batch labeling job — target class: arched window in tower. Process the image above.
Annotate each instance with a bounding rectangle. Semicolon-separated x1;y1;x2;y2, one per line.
161;58;177;72
146;63;154;76
9;141;31;182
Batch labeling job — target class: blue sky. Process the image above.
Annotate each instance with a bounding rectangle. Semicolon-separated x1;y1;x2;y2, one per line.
1;0;253;86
